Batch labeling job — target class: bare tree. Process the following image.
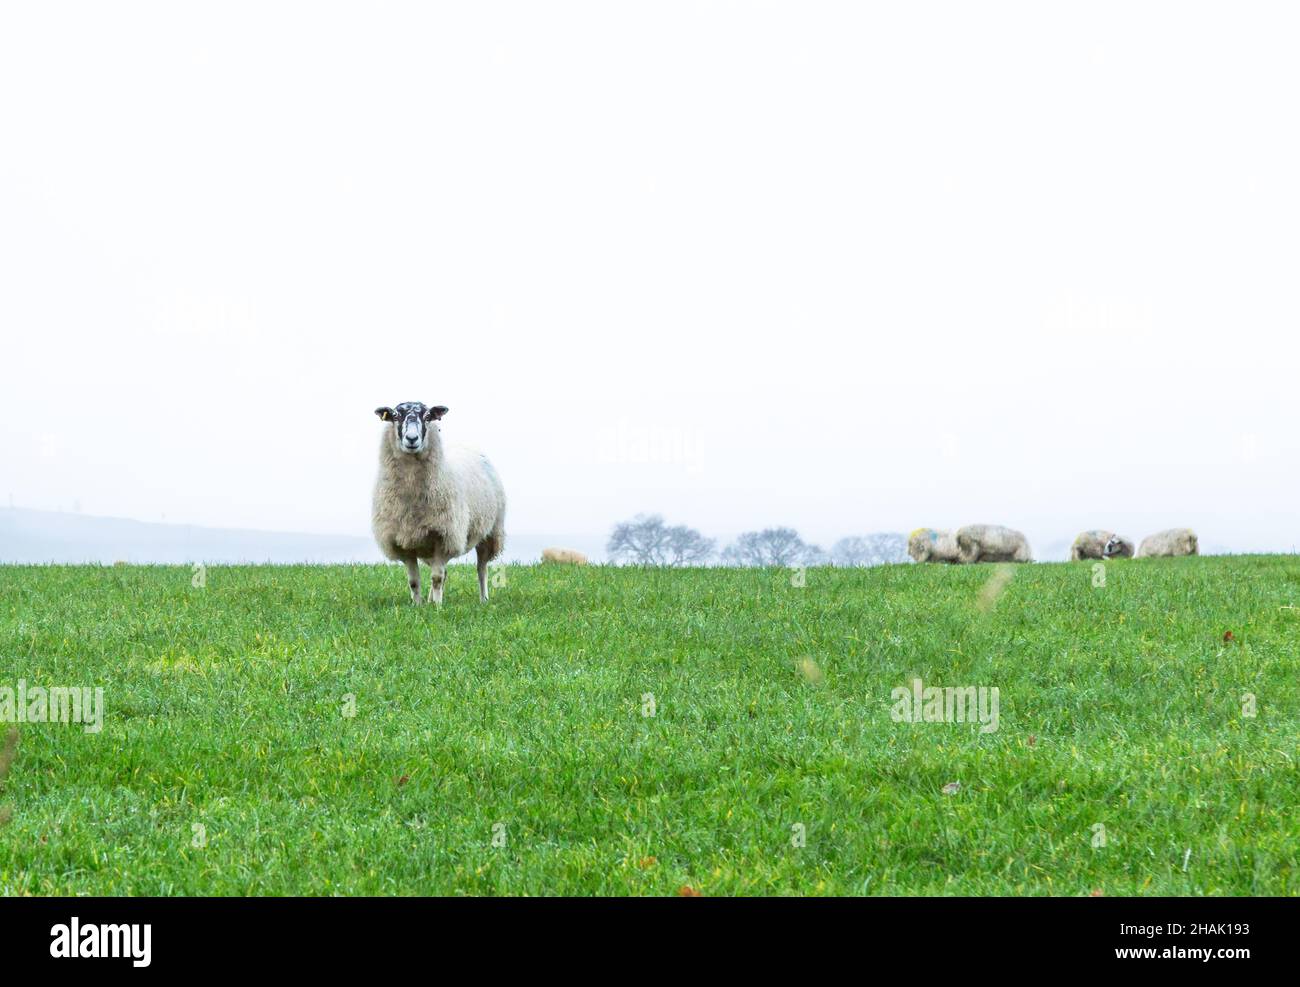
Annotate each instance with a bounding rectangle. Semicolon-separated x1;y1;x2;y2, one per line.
608;514;670;564
801;543;831;566
721;527;811;567
832;533;909;567
608;514;714;566
664;524;715;565
831;536;873;566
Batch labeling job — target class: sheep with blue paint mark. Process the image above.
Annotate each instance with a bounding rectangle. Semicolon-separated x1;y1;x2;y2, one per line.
908;528;961;564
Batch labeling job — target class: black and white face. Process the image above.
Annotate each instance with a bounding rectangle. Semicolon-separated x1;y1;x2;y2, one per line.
374;401;448;455
1103;535;1123;557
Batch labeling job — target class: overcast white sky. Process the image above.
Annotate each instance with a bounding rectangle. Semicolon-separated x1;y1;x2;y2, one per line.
1;1;1297;558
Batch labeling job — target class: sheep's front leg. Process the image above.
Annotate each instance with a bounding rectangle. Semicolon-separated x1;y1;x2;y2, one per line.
427;556;448;606
404;557;422;605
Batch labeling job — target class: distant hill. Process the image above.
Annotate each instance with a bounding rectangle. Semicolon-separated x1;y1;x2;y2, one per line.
0;507;382;564
0;507;605;565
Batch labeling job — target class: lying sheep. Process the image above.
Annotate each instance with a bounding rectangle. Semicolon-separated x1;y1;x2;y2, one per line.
1070;530;1135;561
956;524;1032;564
908;528;961;564
1137;528;1198;558
372;401;507;605
541;547;588;565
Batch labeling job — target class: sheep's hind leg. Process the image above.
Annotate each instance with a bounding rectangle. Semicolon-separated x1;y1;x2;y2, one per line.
403;557;422;605
475;542;491;603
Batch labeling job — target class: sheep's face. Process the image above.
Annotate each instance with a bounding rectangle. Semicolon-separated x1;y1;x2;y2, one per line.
1103;535;1132;558
375;401;448;455
907;529;935;563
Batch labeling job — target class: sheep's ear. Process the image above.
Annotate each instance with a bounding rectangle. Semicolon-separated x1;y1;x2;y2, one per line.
375;407;395;421
424;405;448;422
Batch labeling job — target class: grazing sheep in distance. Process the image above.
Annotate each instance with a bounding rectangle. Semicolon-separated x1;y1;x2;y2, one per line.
956;524;1032;564
1137;528;1198;558
541;547;588;565
1071;530;1135;561
908;528;961;564
371;401;507;605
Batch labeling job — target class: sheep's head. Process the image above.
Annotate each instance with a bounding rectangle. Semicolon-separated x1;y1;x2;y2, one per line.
375;401;447;455
907;529;936;562
1103;535;1133;558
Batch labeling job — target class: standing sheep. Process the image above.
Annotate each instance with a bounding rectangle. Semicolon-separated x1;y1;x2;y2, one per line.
908;528;961;564
956;524;1032;564
372;401;507;605
1070;530;1135;561
1137;528;1198;558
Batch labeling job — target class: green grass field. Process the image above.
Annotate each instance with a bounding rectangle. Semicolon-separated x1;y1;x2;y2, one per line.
0;556;1297;895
